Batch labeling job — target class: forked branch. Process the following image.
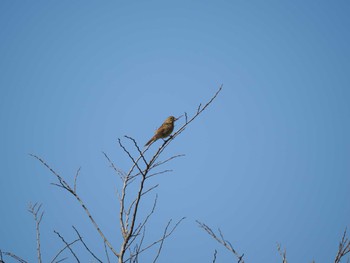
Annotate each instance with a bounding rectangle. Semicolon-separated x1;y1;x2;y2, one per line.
277;243;288;263
196;221;245;263
28;202;44;263
334;228;350;263
30;154;119;258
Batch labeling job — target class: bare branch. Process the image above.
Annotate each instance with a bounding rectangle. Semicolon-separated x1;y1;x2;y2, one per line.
132;217;185;259
28;202;44;263
118;138;145;177
0;251;28;263
50;239;80;263
335;228;350;263
128;195;158;249
277;243;288;263
212;249;217;263
103;151;125;180
31;154;119;258
73;167;81;194
124;135;148;168
197;103;202;113
104;242;111;263
29;154;70;192
152;219;173;263
72;226;103;263
119;163;149;261
55;257;68;263
54;230;80;263
146;170;172;179
150;154;185;170
134;227;146;263
197;220;244;263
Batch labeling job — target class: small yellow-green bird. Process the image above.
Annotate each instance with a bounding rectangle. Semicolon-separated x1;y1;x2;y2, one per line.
145;116;177;146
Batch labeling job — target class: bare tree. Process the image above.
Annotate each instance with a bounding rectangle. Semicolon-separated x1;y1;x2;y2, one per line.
2;84;349;263
1;86;222;262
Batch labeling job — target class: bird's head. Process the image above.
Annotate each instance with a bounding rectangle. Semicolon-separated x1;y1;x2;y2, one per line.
165;116;176;123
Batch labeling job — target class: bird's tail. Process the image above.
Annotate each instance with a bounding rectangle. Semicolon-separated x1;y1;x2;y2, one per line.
145;136;156;146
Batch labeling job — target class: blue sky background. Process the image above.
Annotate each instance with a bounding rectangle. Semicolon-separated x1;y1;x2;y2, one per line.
0;1;349;262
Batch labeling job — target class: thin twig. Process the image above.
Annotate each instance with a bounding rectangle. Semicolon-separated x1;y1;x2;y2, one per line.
54;230;80;263
153;219;173;263
150;154;185;170
103;151;125;180
134;227;146;263
335;228;350;263
212;249;217;263
50;239;80;263
118;138;145;177
197;103;202;113
1;251;28;263
31;154;119;258
73;167;81;194
125;136;148;168
128;195;158;250
28;202;44;263
130;217;185;259
72;226;103;263
55;257;68;263
197;220;244;263
127;185;159;218
146;170;172;179
104;242;111;263
277;243;288;263
119;162;149;262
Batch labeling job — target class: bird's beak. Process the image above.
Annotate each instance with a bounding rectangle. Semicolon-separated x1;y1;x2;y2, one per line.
175;115;183;122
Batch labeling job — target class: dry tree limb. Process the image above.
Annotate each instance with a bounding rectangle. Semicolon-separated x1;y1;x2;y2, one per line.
104;241;111;263
55;257;68;263
73;167;81;194
335;228;350;263
72;226;103;263
28;202;44;263
152;218;183;263
212;249;217;263
102;151;125;180
30;154;119;258
50;239;80;263
124;217;186;262
196;221;244;263
54;230;80;263
277;243;288;263
0;251;28;263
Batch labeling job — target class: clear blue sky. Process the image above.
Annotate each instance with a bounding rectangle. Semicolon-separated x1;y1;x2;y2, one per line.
1;1;349;262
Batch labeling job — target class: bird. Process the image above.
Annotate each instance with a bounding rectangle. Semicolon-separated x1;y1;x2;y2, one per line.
145;116;176;146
